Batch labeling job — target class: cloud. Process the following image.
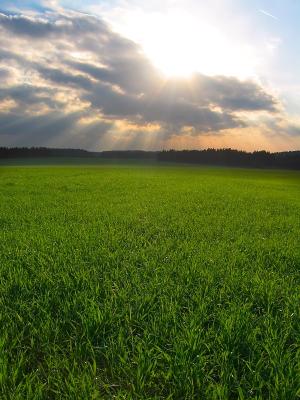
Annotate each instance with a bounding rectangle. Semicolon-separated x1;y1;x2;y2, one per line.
0;11;101;38
0;8;291;150
37;66;94;91
0;110;113;148
0;85;59;109
287;124;300;136
189;75;278;112
0;111;77;138
0;67;11;80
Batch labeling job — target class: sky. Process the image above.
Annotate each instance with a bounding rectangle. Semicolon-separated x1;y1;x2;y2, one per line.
0;0;300;151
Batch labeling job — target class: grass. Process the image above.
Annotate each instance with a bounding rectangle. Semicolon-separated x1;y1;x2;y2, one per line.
0;161;299;399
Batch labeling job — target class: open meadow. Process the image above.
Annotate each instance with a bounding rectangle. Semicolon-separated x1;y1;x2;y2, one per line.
0;161;299;399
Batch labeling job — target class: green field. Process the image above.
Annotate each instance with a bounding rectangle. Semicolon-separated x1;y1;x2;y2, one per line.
0;161;299;399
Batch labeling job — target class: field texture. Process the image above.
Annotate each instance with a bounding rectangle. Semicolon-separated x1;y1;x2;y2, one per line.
0;162;300;399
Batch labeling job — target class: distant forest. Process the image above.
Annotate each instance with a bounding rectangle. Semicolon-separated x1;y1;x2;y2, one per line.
1;147;300;170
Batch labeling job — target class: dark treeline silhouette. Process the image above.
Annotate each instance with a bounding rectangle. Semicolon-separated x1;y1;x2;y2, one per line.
0;147;92;158
1;147;300;170
100;150;158;160
158;149;300;169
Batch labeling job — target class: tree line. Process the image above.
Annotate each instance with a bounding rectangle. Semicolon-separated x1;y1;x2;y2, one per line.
1;147;300;170
0;147;91;158
158;149;300;169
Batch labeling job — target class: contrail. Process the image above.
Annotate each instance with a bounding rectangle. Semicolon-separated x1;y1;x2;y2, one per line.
259;9;278;20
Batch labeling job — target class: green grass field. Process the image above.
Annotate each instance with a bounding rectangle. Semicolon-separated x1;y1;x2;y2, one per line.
0;161;299;399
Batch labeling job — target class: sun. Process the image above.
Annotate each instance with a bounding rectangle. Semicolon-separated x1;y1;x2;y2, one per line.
144;13;257;78
144;13;213;78
109;9;258;79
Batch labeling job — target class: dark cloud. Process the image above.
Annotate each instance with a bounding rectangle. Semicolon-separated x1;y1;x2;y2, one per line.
0;9;282;149
0;85;59;109
0;67;10;77
81;80;242;131
38;67;93;91
0;67;11;80
0;12;57;37
285;123;300;136
158;76;278;112
191;75;278;112
142;101;242;131
0;11;104;38
67;57;161;95
0;111;78;138
0;48;27;64
0;110;113;148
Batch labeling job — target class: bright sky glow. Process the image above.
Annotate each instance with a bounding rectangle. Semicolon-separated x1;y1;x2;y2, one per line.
111;10;259;78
